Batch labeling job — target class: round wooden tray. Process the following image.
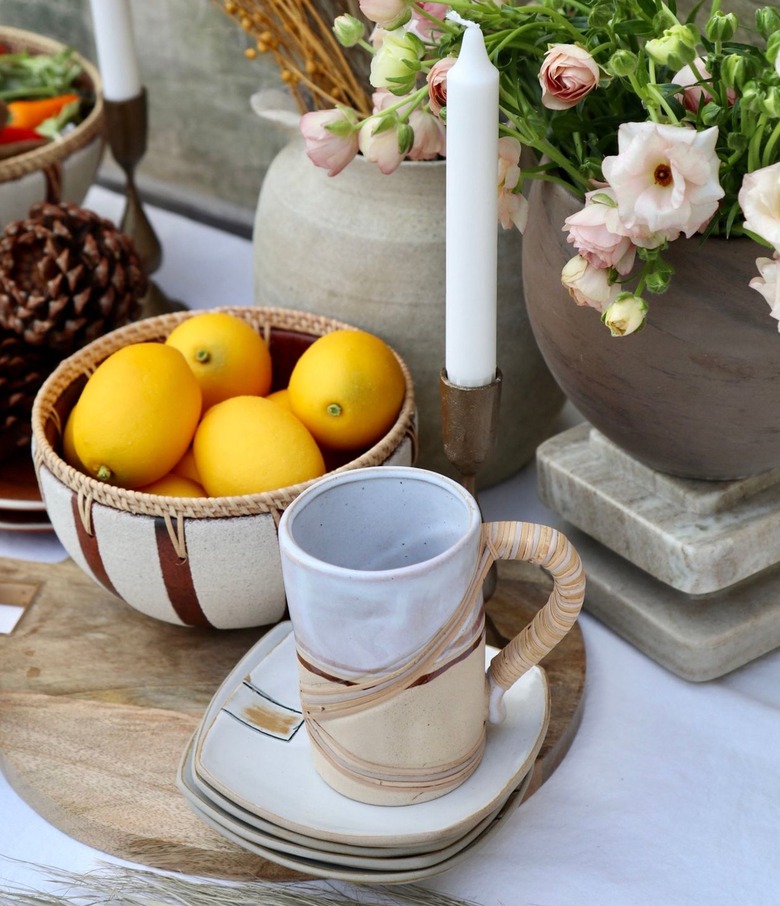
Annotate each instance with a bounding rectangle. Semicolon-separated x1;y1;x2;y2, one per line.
0;555;585;881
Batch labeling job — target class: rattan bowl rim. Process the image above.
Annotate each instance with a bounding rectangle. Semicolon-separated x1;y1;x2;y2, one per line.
31;305;417;520
0;26;105;182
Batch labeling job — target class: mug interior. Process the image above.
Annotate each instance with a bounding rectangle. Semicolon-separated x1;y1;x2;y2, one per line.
285;469;477;572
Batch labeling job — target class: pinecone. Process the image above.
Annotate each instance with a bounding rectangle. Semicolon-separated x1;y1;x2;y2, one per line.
0;201;147;353
0;330;60;462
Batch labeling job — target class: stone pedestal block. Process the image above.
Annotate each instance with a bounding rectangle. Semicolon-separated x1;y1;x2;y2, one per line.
536;424;780;680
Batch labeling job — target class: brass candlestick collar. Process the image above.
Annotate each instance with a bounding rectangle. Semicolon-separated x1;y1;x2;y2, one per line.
440;368;503;495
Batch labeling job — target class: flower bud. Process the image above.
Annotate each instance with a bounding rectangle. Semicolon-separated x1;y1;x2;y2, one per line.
755;7;780;41
763;86;780;117
726;131;749;155
396;121;414;156
369;29;423;95
767;32;780;71
333;14;365;47
644;257;674;294
720;53;752;91
359;0;410;28
608;49;638;78
645;25;699;71
705;11;737;43
588;4;612;28
602;293;648;337
740;81;765;112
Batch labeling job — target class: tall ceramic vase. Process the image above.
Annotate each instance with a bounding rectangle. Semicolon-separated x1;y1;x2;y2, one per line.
522;178;780;481
253;138;564;486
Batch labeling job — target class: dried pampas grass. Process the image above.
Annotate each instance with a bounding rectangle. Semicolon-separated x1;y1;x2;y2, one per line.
0;859;482;906
214;0;373;115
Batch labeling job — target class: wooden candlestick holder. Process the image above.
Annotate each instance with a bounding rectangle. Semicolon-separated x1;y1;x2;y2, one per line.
440;367;503;605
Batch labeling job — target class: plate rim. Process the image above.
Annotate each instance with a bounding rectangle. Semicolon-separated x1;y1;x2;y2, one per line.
192;621;550;848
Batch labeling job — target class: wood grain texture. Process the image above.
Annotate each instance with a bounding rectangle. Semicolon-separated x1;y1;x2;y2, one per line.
0;555;585;881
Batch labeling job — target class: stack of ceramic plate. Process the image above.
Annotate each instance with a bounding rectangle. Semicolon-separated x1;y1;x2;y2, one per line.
178;622;551;884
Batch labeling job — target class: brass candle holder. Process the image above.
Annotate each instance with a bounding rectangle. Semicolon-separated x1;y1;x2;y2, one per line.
103;89;184;317
440;368;503;607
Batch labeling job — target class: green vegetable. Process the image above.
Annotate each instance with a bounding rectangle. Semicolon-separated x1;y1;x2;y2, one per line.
0;47;83;102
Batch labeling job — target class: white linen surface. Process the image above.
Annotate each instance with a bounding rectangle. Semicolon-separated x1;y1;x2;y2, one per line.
1;188;778;905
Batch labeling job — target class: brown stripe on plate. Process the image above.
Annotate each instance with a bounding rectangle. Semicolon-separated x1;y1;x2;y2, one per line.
154;517;212;627
71;494;119;597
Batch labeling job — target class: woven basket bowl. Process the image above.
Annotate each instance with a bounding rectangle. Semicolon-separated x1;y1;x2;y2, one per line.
31;306;418;629
0;27;105;228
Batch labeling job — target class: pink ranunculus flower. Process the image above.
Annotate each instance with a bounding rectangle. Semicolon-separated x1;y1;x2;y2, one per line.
497;136;527;232
359;0;409;27
358;117;405;174
738;162;780;250
300;108;359;177
426;57;455;117
409;2;448;40
749;252;780;327
672;57;737;112
601;121;724;241
538;44;600;110
560;254;621;312
563;188;637;274
407;107;446;160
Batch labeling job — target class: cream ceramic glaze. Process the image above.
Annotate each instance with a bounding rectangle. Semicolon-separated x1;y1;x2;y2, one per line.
278;466;585;806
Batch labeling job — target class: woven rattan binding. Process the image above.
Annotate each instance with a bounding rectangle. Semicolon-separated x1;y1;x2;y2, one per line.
31;306;417;523
0;27;105;183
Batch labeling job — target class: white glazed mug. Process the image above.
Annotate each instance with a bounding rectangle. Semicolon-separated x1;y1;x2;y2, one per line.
278;466;585;806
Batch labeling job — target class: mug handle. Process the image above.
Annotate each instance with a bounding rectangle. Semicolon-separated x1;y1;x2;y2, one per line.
482;521;585;724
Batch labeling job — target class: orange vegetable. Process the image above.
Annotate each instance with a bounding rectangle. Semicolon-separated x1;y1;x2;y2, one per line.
7;93;79;130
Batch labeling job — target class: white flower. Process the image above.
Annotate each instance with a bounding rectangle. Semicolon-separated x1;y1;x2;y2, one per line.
749;252;780;327
601;122;724;242
738;162;780;250
602;293;648;336
358;117;406;174
563;188;636;274
560;254;620;312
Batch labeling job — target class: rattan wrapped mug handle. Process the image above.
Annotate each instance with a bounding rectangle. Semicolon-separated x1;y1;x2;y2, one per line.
482;521;585;723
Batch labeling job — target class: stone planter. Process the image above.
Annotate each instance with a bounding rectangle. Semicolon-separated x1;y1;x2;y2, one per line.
252;139;564;487
522;178;780;481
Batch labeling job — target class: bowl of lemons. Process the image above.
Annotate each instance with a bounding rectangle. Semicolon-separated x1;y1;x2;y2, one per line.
31;306;417;629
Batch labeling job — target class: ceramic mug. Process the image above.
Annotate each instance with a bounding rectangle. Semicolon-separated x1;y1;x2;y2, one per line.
278;466;585;806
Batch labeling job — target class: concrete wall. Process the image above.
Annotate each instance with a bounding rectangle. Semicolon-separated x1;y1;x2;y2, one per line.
0;0;289;234
0;0;765;234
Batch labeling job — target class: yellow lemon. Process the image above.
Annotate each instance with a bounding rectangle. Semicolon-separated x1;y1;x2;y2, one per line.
288;330;406;450
266;387;291;409
137;473;207;497
165;311;272;410
193;395;325;496
72;342;202;489
171;444;202;485
62;404;86;472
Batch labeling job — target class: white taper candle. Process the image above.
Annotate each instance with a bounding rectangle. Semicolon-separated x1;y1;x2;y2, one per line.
444;23;499;388
89;0;142;102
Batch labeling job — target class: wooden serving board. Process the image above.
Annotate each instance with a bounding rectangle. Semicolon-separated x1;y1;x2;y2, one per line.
0;556;585;881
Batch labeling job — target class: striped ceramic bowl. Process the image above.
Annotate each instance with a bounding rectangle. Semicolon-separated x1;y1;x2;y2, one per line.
31;306;417;629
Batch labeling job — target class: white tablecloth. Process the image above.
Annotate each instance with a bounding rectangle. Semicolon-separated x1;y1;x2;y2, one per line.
1;187;779;905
